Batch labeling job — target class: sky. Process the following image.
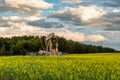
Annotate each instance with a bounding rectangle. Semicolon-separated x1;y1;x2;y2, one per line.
0;0;120;50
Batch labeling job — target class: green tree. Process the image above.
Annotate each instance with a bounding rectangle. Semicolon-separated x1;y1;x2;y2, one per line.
0;45;6;56
58;37;68;53
10;41;27;55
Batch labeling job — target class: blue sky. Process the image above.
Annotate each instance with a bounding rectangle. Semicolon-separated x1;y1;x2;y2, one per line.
0;0;120;50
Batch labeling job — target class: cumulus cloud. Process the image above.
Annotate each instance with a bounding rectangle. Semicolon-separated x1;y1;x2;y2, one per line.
49;5;120;31
113;9;120;13
1;16;40;22
87;11;120;31
91;31;120;50
62;0;82;4
0;24;48;37
49;5;106;24
0;16;65;29
0;16;106;42
56;31;85;41
27;19;65;28
56;30;106;42
0;16;43;28
0;24;106;42
61;0;94;6
74;6;105;22
0;0;53;15
86;34;106;42
0;16;9;27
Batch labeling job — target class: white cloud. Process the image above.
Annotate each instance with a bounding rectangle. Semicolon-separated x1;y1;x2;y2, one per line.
62;0;82;4
1;16;43;27
24;16;41;21
4;0;53;15
113;9;120;13
56;30;85;41
5;0;53;9
2;16;22;22
50;5;106;23
77;6;106;22
0;22;106;42
0;16;65;29
56;30;106;42
86;34;106;42
2;16;42;22
0;24;48;38
50;5;120;31
87;11;120;30
7;21;20;28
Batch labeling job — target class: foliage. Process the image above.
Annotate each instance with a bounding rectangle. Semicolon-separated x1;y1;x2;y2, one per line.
0;45;6;56
58;37;116;54
0;54;120;80
0;36;117;55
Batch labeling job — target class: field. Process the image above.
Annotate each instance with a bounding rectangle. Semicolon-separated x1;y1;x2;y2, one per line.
0;53;120;80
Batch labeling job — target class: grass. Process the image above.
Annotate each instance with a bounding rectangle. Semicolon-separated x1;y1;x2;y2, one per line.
0;53;120;80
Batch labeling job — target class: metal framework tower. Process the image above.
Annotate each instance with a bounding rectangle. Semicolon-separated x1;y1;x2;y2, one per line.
42;33;59;55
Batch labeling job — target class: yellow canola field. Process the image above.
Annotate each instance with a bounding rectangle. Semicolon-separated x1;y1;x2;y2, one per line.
0;53;120;80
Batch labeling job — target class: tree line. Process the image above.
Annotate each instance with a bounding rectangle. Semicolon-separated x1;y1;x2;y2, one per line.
0;36;118;56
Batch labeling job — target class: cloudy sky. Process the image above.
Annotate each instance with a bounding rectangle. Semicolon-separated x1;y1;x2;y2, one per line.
0;0;120;50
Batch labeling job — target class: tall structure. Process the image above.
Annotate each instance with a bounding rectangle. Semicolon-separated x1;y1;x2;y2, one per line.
42;33;59;55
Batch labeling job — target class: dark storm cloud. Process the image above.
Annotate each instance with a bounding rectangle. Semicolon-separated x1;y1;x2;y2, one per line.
27;19;65;28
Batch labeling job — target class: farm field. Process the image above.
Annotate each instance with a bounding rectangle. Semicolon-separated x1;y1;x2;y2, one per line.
0;53;120;80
